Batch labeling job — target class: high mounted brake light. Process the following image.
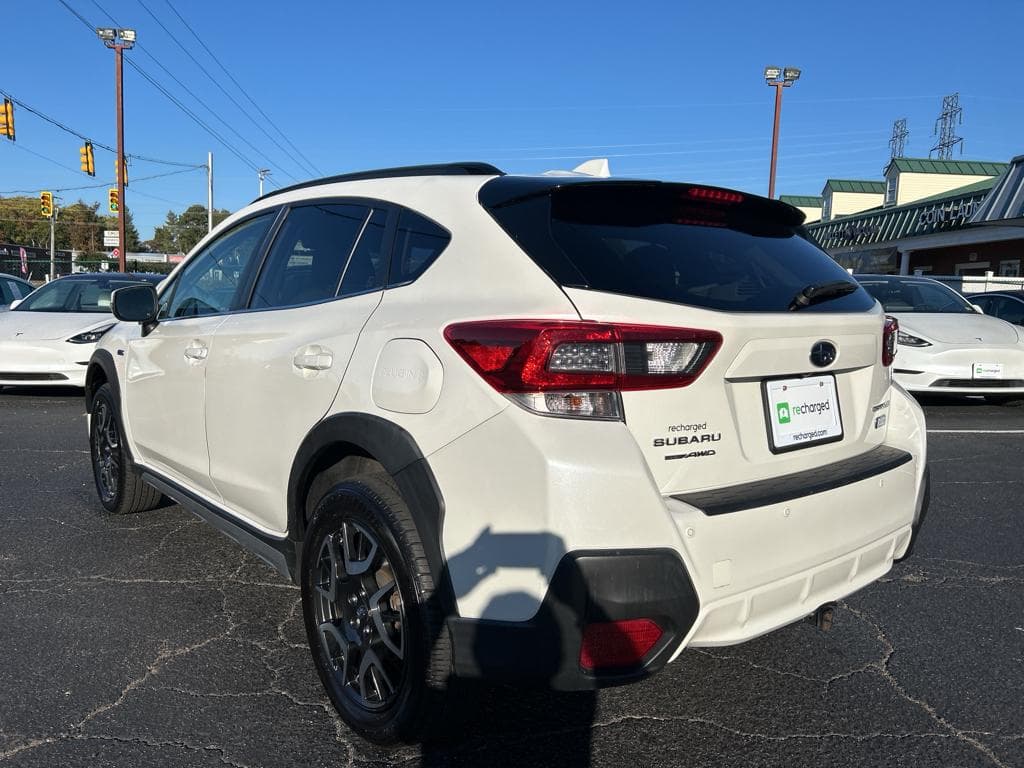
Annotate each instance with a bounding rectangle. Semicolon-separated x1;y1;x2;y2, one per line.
687;187;744;204
444;320;721;419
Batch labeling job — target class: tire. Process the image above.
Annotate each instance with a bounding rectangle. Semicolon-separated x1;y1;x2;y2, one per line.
301;474;454;745
89;383;164;515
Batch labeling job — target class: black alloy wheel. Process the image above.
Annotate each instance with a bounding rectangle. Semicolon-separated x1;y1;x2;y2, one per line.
301;475;453;745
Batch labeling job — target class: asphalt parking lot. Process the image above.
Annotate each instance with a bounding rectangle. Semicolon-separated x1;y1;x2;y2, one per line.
1;388;1022;768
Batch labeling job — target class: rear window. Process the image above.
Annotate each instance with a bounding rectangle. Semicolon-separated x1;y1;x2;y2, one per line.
483;182;874;313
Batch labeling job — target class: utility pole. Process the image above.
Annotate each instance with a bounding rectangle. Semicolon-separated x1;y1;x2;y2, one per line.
49;204;57;281
763;66;802;199
207;151;214;233
97;27;136;272
258;168;271;197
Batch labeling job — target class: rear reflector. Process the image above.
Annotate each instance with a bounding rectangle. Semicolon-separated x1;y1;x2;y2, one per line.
579;619;663;671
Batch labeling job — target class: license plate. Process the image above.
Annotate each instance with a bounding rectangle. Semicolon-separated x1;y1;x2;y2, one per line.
763;375;843;453
973;362;1003;380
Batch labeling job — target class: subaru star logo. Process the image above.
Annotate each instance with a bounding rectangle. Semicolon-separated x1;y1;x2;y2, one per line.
810;341;837;368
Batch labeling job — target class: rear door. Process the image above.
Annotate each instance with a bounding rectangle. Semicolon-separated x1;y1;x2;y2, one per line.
483;181;891;493
204;201;394;534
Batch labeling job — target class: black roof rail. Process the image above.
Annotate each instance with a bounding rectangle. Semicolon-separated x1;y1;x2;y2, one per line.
254;162;504;202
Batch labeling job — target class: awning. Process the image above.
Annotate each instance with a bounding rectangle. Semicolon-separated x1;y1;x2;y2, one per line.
970;155;1024;226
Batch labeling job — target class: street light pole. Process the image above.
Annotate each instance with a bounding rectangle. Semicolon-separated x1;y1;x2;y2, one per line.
258;168;271;197
98;27;135;272
764;66;801;200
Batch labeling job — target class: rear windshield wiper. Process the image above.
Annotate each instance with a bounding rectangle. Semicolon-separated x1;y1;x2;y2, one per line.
788;280;859;311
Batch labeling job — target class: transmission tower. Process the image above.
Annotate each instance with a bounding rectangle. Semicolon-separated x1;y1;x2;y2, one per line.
888;118;909;159
930;93;963;160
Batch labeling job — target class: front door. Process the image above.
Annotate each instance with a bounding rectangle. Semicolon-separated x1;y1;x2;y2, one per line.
124;211;277;502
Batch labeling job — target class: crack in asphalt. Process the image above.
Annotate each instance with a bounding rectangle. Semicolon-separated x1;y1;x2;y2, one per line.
845;605;1012;768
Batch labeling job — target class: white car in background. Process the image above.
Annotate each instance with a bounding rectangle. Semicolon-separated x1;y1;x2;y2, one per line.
857;274;1024;404
0;273;34;310
0;272;162;387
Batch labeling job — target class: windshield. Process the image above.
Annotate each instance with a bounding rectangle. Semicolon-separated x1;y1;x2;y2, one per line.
14;277;158;313
858;278;975;314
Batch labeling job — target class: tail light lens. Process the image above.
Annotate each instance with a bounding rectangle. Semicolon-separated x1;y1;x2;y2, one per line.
883;315;899;367
579;619;663;671
444;320;721;420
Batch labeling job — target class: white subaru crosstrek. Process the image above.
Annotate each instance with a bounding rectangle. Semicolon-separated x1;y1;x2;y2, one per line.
86;163;929;744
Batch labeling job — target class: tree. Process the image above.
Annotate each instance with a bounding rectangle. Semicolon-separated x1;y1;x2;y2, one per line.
0;196;51;248
151;204;231;255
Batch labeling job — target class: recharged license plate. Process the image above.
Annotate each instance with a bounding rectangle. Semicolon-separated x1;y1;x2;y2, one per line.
763;375;843;453
973;362;1003;379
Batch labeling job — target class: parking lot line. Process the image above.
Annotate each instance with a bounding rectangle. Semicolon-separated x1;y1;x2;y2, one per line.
927;429;1024;434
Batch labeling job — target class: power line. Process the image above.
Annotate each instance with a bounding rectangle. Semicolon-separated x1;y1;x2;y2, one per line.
89;0;297;182
1;140;85;176
1;165;204;195
133;0;318;179
162;0;322;177
54;0;258;175
0;89;207;169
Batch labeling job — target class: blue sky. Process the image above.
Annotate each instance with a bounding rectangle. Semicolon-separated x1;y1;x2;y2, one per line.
2;0;1021;241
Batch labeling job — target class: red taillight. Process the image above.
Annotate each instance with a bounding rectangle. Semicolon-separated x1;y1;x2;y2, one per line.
579;619;663;671
444;321;721;393
883;315;899;367
687;186;744;204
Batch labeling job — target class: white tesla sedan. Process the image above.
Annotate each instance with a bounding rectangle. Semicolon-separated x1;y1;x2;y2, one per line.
857;274;1024;404
0;272;162;387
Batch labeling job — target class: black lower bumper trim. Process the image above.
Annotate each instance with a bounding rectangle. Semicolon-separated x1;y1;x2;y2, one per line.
447;549;699;691
672;445;913;516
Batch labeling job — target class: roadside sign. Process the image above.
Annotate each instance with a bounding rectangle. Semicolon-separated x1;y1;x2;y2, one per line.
103;230;119;247
110;247;120;260
19;247;27;275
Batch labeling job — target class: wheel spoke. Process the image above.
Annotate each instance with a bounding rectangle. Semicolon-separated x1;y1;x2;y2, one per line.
357;648;395;703
368;580;404;660
318;620;352;681
315;535;343;602
341;521;378;577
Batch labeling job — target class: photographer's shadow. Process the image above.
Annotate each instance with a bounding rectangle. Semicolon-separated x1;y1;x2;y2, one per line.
420;528;629;767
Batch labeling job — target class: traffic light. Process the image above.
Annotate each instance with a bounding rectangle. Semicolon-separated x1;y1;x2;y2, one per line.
40;191;53;218
80;142;95;176
108;188;119;213
114;157;128;186
0;99;13;140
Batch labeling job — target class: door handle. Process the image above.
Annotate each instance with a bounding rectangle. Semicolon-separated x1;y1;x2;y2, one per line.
184;341;208;361
293;344;334;371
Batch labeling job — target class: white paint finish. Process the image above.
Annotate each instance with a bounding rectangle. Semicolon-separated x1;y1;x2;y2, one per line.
928;429;1024;434
372;338;443;414
204;293;382;534
121;315;227;499
565;288;890;493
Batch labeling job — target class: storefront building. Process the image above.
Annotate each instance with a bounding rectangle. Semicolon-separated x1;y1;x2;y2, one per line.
804;156;1024;276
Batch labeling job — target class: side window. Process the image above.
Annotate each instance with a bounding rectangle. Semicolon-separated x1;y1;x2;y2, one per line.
163;213;275;319
0;280;12;304
14;280;32;299
388;209;450;286
250;203;369;309
339;209;389;297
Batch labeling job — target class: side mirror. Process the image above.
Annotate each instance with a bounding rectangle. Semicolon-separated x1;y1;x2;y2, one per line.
8;299;21;310
112;284;159;326
971;304;984;314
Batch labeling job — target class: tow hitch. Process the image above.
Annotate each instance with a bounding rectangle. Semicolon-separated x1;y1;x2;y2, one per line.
807;603;836;631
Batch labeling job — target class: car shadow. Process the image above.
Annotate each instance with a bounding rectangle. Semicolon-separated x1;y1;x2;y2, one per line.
417;529;632;767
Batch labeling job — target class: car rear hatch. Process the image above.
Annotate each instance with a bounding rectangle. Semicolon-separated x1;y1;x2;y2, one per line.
480;178;894;495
